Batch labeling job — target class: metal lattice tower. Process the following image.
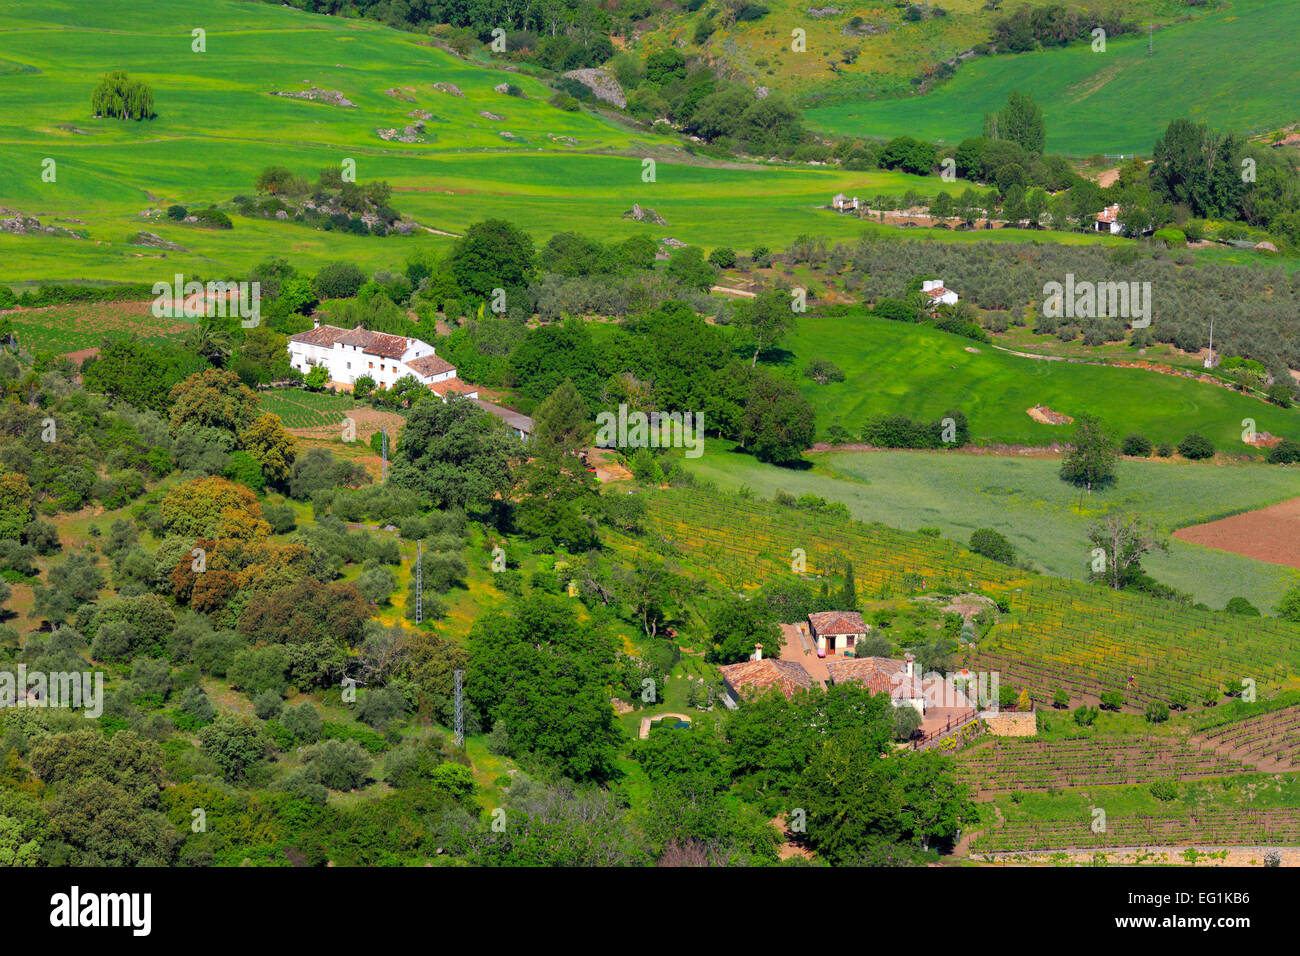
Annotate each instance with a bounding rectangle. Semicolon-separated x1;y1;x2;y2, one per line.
415;539;423;624
454;669;464;748
381;427;388;482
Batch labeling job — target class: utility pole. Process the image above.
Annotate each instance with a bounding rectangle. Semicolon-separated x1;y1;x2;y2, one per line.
1206;317;1215;368
415;539;423;624
454;669;464;748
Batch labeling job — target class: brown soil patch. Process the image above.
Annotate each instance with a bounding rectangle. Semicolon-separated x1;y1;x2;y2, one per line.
1026;405;1074;425
1173;497;1300;569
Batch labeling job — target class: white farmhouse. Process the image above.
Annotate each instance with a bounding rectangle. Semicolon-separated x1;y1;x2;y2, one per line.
921;279;958;308
1094;203;1124;235
287;321;476;396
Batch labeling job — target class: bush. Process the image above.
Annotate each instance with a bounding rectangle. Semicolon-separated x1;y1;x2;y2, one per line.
1072;705;1098;727
166;205;188;221
1178;433;1215;460
708;247;737;269
1052;687;1069;709
191;208;233;229
1144;701;1170;723
1224;596;1260;617
1099;690;1124;711
802;357;845;384
548;93;580;112
1155;442;1174;458
1121;434;1153;457
1266;383;1293;408
969;528;1016;566
1149;779;1178;802
1267;439;1300;464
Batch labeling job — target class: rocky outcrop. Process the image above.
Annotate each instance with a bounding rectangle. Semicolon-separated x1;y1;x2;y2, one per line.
129;231;186;251
269;86;355;107
561;68;625;108
623;204;667;225
0;210;83;238
433;82;464;97
377;121;426;142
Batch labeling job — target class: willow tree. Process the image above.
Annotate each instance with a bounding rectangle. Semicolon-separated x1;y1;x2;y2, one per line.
91;71;155;120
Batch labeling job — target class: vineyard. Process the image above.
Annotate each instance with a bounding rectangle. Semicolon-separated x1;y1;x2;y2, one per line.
258;388;358;430
1192;706;1300;769
969;580;1300;707
642;489;1020;594
971;809;1300;853
642;489;1300;707
958;737;1250;794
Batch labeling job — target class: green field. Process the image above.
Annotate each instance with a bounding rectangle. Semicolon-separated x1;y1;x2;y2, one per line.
258;387;358;429
8;300;192;353
784;310;1300;449
805;0;1300;156
680;443;1300;611
0;0;1019;283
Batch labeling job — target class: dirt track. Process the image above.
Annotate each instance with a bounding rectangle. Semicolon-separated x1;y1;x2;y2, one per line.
1173;496;1300;569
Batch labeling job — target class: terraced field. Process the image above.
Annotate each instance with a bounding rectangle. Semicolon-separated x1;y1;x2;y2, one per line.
959;737;1250;794
972;808;1300;853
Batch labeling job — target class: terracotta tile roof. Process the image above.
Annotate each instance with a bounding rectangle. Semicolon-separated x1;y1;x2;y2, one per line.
719;658;814;700
824;656;907;694
807;610;866;636
407;353;456;377
1096;203;1121;224
303;325;410;359
366;331;409;358
923;286;950;298
289;324;347;346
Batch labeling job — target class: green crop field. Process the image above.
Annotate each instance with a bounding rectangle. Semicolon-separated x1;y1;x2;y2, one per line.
0;0;1023;284
680;442;1300;611
782;310;1300;449
258;387;358;430
8;300;191;353
805;0;1300;156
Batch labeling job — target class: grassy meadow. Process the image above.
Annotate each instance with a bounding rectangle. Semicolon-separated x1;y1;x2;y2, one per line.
782;310;1300;449
680;442;1300;611
0;0;1011;283
805;0;1300;156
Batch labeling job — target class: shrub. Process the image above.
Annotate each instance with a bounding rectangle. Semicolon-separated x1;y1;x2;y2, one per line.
1155;442;1173;458
1178;433;1215;460
802;357;845;384
166;205;188;221
1121;434;1153;457
1072;705;1098;727
1150;779;1178;802
1099;690;1124;711
1224;596;1260;617
708;247;737;269
548;93;580;111
191;208;233;229
1267;439;1300;464
1266;383;1293;408
1144;701;1170;723
969;528;1016;566
1052;687;1069;709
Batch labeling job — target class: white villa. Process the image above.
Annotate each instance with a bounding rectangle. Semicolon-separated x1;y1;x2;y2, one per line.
921;279;959;308
287;320;476;396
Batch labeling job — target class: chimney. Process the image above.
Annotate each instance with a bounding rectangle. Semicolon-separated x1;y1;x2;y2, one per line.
753;643;763;661
313;316;320;329
904;652;915;678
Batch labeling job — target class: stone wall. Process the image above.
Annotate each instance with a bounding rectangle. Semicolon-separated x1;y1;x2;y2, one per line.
982;711;1037;736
